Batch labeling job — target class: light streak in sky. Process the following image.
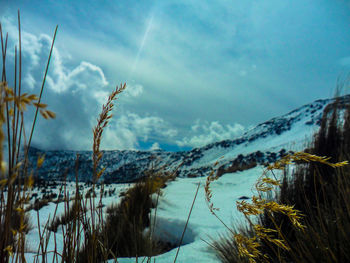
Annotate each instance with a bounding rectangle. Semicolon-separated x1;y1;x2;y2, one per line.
129;11;155;79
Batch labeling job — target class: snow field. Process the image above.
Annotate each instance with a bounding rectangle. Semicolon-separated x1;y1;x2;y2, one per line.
14;165;282;262
117;166;267;262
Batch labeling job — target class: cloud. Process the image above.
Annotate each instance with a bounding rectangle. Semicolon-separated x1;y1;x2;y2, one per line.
124;84;144;97
176;120;245;148
101;112;177;150
2;18;177;151
149;142;161;151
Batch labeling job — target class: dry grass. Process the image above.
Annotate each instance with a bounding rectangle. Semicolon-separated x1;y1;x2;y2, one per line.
77;173;177;262
210;231;251;263
92;83;126;183
208;97;350;263
48;200;86;232
0;12;57;263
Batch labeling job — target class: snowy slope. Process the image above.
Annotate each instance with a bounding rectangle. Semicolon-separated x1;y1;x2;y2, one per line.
28;95;348;183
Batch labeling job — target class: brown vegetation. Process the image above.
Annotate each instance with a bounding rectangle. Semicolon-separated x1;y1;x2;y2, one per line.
209;97;350;263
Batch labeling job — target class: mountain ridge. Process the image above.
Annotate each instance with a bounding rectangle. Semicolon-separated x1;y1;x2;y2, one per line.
28;95;350;183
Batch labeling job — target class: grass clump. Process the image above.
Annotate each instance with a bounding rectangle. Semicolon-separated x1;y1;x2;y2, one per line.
104;178;158;257
0;13;57;262
78;174;175;262
48;200;85;232
208;97;350;263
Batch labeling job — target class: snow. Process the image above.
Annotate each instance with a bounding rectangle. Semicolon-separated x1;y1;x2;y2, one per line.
15;166;271;262
12;96;340;262
17;182;131;262
114;167;266;262
185;116;318;170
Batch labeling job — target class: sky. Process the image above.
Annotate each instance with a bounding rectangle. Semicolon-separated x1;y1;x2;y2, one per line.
1;0;350;151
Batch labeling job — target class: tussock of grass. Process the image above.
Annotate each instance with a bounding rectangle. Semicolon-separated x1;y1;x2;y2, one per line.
78;174;175;261
48;201;86;232
209;228;252;263
30;198;50;211
209;97;350;263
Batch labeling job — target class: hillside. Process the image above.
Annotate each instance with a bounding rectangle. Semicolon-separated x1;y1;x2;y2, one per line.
28;95;350;182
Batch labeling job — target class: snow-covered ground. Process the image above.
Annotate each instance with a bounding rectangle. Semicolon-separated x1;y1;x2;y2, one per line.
18;166;276;262
20;182;131;262
132;168;264;263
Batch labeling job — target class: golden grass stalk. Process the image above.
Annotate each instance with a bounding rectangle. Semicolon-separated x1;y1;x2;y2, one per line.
266;151;348;171
206;152;348;263
92;83;126;182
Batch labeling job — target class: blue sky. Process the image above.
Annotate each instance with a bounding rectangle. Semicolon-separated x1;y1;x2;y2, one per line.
1;0;350;151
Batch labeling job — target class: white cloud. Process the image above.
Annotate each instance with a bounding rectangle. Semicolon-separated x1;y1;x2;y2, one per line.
2;17;109;93
45;60;109;94
124;84;144;97
149;142;161;151
100;112;177;150
101;126;139;150
2;19;179;151
176;120;245;148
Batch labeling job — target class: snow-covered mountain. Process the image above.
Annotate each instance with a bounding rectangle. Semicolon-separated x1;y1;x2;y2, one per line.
28;95;350;183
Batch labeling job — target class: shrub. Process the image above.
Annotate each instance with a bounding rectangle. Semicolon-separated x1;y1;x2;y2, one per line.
78;174;175;261
209;97;350;263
